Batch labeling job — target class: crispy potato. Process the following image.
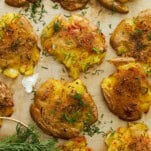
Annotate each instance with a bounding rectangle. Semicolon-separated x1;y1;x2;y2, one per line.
59;136;92;151
41;15;106;79
30;79;98;139
0;81;14;127
5;0;34;7
0;13;40;78
53;0;89;11
101;59;151;121
111;9;151;75
105;122;151;151
98;0;129;14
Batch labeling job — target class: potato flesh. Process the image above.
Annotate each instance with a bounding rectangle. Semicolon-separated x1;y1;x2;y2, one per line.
59;136;91;151
101;62;151;121
106;122;151;151
111;9;151;75
0;13;40;78
41;15;106;79
30;79;98;139
0;81;14;127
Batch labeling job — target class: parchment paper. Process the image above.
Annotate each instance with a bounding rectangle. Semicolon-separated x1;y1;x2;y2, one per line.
0;0;151;150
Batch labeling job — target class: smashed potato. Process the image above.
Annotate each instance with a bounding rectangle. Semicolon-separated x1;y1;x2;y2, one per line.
101;59;151;121
5;0;34;7
111;9;151;75
106;122;151;151
60;136;92;151
0;81;14;127
30;79;98;139
98;0;129;14
0;13;40;78
41;15;106;79
52;0;89;11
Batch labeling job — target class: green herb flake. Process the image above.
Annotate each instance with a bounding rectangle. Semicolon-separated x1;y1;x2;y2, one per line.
52;4;58;9
83;124;101;137
54;21;60;32
81;11;87;16
92;47;103;54
92;69;104;76
109;24;112;29
62;113;78;124
19;0;47;26
148;33;151;41
71;92;84;107
101;113;104;119
41;66;48;69
96;21;102;33
134;29;143;36
64;14;71;18
66;41;73;45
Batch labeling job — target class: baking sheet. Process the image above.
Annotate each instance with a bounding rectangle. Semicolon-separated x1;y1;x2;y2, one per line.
0;0;151;150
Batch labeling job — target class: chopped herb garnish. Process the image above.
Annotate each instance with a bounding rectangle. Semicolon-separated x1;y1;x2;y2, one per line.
96;21;102;33
132;29;143;38
42;51;50;57
92;69;104;75
0;124;59;151
109;24;112;29
81;11;87;16
101;113;104;119
148;33;151;41
54;21;60;32
41;66;48;69
64;14;71;18
92;47;103;54
66;41;73;45
71;92;84;107
19;0;47;26
135;29;143;35
52;4;59;9
62;113;78;124
84;112;93;125
83;124;101;137
64;53;72;60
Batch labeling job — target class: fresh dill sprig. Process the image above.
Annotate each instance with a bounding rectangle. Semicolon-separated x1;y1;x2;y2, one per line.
0;124;59;151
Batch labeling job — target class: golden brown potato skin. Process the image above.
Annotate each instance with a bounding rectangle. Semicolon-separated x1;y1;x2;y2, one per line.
0;13;40;78
41;15;106;79
53;0;89;11
0;81;14;127
5;0;34;7
111;9;151;75
30;79;98;139
101;61;151;121
98;0;129;14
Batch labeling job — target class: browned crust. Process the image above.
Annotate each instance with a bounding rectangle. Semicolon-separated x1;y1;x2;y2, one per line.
101;85;142;121
30;103;80;139
101;63;151;121
30;79;98;139
110;9;151;66
5;0;34;7
98;0;129;14
0;81;14;127
53;0;89;11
